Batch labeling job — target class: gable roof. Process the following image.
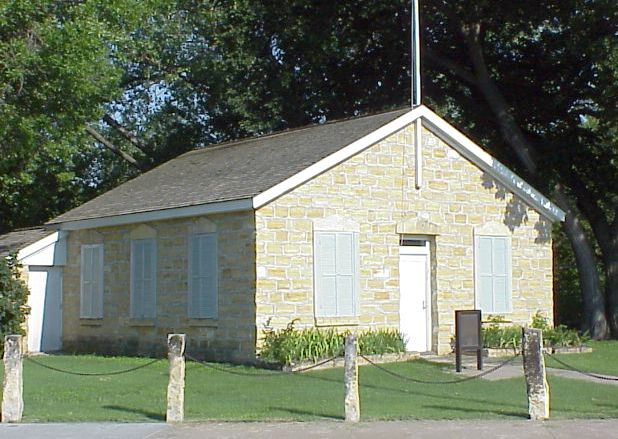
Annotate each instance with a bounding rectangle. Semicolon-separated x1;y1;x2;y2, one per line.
0;227;54;257
49;105;564;230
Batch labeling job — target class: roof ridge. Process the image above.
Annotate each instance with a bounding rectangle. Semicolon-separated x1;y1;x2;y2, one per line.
180;106;410;158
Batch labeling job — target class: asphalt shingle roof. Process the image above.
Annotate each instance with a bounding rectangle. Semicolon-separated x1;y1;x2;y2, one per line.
49;108;409;225
0;227;54;257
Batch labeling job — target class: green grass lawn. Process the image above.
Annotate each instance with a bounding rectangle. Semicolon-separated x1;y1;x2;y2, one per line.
0;350;617;422
545;340;618;376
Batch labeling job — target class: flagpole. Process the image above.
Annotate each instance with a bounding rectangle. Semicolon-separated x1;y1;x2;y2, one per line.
412;0;423;188
412;0;421;107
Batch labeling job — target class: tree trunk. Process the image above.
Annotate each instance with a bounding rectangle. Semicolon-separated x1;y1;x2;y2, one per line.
555;190;609;338
456;21;609;337
605;250;618;336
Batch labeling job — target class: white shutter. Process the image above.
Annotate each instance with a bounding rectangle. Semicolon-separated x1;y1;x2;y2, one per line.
80;245;103;318
188;233;218;318
131;239;156;318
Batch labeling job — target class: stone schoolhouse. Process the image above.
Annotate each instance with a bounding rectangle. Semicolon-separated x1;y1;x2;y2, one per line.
47;105;564;361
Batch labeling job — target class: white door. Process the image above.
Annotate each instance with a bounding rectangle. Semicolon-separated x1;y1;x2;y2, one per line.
27;267;62;352
399;241;430;352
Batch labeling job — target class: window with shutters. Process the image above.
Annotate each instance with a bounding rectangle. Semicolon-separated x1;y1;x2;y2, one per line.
188;233;218;319
130;238;157;318
313;231;359;317
80;244;104;318
474;235;512;313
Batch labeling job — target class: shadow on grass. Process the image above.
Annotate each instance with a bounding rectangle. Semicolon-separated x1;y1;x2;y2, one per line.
296;372;525;414
267;406;343;420
102;405;165;421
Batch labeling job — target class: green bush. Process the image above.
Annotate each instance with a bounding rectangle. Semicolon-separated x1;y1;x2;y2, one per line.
358;328;406;355
482;323;522;349
0;254;30;354
481;312;589;349
259;320;405;365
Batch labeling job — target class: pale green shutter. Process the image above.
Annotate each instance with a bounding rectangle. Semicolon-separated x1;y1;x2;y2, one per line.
188;234;218;318
315;232;337;316
81;245;104;318
315;231;358;317
336;232;355;316
130;241;141;317
200;234;218;318
477;237;494;311
131;239;156;318
92;245;104;318
80;246;93;317
476;235;511;313
142;240;156;318
188;237;201;318
492;237;509;313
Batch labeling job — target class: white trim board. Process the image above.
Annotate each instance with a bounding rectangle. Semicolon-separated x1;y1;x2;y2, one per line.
56;198;253;231
17;232;59;262
417;106;565;222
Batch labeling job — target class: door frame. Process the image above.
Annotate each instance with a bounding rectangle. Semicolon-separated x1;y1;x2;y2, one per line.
399;237;432;352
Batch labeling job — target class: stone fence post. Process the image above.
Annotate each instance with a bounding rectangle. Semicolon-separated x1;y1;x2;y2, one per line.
2;335;24;423
166;334;186;423
522;328;550;420
344;333;360;422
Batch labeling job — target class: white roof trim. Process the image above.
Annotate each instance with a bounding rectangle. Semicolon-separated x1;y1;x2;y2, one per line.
16;231;59;261
252;105;565;223
416;106;565;222
55;198;253;231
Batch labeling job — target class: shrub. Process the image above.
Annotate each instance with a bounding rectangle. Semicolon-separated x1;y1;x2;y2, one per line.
358;329;406;355
259;320;405;365
482;323;522;349
0;254;30;355
481;312;589;350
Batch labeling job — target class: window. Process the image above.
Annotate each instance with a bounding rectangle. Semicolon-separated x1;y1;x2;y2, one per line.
131;238;157;318
314;231;359;317
188;233;218;319
80;244;104;318
475;235;511;313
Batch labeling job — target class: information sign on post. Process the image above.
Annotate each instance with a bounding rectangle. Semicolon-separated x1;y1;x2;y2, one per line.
455;310;483;373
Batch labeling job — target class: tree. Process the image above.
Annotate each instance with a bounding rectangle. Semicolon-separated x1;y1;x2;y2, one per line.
0;254;30;352
420;0;618;337
0;0;166;233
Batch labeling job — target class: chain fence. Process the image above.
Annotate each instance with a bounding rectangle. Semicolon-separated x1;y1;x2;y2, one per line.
185;353;339;377
544;352;618;382
24;355;163;377
359;353;520;385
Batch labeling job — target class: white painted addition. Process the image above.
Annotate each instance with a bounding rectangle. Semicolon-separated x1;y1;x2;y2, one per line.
26;267;62;352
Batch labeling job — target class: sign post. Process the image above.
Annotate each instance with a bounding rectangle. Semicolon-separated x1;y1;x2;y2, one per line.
455;310;483;372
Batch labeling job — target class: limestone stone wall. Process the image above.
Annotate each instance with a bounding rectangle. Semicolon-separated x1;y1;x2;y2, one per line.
255;123;553;354
62;211;256;361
